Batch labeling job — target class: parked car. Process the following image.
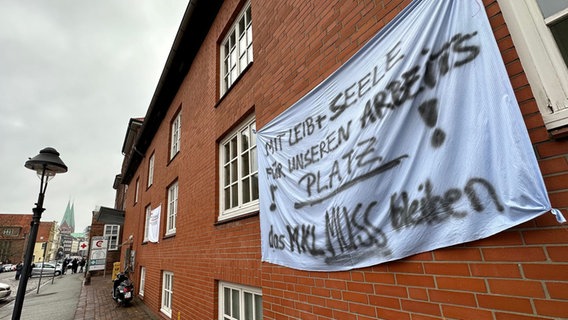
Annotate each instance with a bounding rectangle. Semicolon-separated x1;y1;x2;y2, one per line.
0;283;11;300
2;264;14;272
30;263;62;277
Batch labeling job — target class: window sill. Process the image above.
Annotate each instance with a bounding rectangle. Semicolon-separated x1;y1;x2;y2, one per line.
550;124;568;140
163;233;176;240
215;210;259;226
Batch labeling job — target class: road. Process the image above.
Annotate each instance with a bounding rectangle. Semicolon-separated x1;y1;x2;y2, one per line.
0;270;56;308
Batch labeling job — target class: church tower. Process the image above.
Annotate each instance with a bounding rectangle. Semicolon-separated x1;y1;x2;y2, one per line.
59;201;75;235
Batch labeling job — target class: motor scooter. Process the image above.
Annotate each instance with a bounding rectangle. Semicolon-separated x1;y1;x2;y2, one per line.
112;272;134;306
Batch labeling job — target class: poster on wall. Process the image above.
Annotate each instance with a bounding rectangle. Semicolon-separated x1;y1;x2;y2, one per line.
257;0;557;271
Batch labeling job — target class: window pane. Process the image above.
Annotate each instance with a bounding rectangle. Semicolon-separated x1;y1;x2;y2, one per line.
239;16;246;35
232;185;239;208
240;56;248;73
232;289;240;319
225;41;231;57
231;49;237;69
239;35;247;59
536;0;568;19
247;26;253;46
224;164;231;186
241;128;249;150
250;123;256;146
231;160;238;182
231;137;238;159
231;68;238;83
224;57;230;76
224;288;231;315
246;6;252;25
550;17;568;67
254;295;262;319
224;143;231;164
241;152;250;176
251;147;257;173
252;173;259;201
224;188;231;210
230;30;236;47
243;177;250;203
244;292;253;320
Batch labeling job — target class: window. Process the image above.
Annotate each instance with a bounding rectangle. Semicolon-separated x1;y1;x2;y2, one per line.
2;228;19;236
139;267;146;297
170;112;181;159
144;205;151;242
135;178;140;204
536;0;568;66
148;153;155;188
219;282;262;320
497;0;568;132
219;115;258;220
161;271;174;317
104;225;120;251
166;181;178;235
221;2;253;95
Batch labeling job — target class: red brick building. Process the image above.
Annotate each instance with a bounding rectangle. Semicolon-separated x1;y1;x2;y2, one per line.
0;214;32;264
119;1;568;319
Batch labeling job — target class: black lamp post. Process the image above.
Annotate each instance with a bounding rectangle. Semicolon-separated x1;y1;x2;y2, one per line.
12;147;67;320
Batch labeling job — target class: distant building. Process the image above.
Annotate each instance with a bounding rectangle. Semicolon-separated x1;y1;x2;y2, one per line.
0;214;32;264
59;201;76;257
86;206;125;276
34;221;59;263
0;215;60;264
59;201;75;234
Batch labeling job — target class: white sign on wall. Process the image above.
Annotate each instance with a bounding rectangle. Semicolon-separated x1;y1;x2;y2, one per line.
89;236;108;271
257;0;556;271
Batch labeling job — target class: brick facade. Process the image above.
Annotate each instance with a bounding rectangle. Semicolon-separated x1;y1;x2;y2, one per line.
0;214;32;264
120;1;568;319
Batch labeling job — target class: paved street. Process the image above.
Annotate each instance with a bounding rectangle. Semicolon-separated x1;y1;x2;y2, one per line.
0;271;157;319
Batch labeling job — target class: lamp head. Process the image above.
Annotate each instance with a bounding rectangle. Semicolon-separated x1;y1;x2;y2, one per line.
25;147;68;177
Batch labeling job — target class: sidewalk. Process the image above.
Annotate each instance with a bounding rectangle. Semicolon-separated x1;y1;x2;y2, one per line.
0;273;157;320
0;273;82;319
75;274;157;320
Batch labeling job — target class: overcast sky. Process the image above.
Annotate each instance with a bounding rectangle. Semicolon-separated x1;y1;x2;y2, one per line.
0;1;189;233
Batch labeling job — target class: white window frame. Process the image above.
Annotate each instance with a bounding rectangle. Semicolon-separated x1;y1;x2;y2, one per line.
135;178;140;204
139;266;146;297
104;224;120;251
144;205;151;242
218;282;262;320
170;112;181;159
148;153;155;188
221;2;253;95
161;271;174;318
497;0;568;131
166;181;178;235
219;115;258;221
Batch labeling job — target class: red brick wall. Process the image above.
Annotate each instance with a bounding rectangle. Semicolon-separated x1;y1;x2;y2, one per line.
121;0;568;319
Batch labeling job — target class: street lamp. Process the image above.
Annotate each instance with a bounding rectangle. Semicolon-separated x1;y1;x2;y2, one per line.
12;147;67;320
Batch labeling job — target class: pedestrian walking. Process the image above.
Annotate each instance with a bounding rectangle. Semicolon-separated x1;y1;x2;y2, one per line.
62;258;69;275
71;258;78;274
79;258;86;273
15;261;23;280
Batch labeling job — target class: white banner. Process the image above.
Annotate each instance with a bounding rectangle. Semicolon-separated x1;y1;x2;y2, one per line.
148;205;161;243
257;0;553;271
